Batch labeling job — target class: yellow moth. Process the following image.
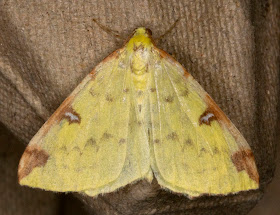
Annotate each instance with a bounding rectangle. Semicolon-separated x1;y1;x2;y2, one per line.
18;28;259;198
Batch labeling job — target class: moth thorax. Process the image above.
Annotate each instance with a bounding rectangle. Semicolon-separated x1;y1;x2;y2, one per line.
131;47;150;76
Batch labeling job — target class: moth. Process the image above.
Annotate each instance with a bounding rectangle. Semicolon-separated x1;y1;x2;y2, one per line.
18;28;259;198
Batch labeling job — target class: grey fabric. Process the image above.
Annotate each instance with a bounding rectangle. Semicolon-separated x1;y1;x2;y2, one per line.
0;123;60;215
0;0;279;214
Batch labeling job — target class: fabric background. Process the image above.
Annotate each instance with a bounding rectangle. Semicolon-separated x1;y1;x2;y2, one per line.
0;0;279;214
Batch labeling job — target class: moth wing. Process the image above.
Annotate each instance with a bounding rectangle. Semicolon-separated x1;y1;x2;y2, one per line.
149;49;259;198
18;49;150;195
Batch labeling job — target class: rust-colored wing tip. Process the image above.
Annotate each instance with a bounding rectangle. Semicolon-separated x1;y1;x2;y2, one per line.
18;145;49;182
231;149;259;184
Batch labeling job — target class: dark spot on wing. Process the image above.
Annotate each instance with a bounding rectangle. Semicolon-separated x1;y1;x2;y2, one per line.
165;95;174;103
138;105;142;112
145;65;149;73
185;139;193;146
147;129;151;141
85;138;97;147
85;138;99;152
166;132;179;141
180;89;189;97
102;132;113;140
123;88;129;93
198;169;206;174
231;149;259;183
106;94;114;102
154;139;160;144
60;146;67;151
89;87;99;97
119;138;126;144
72;146;82;155
213;147;219;154
62;164;69;169
200;148;207;153
18;146;49;181
150;88;156;93
138;90;143;96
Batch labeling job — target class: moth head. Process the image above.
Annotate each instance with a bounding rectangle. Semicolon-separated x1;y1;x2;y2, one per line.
126;27;154;52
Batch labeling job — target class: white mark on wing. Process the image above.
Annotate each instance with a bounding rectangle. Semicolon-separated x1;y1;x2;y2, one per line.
65;112;79;121
200;113;214;124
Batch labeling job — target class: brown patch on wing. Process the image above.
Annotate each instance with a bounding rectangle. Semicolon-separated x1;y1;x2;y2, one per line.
199;109;217;126
231;149;259;183
204;94;231;127
62;107;81;124
156;48;190;79
18;146;49;181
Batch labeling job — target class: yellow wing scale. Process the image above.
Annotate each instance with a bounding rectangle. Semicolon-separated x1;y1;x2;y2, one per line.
18;27;258;198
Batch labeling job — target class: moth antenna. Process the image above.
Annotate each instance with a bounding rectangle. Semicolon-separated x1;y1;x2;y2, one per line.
92;18;125;40
154;17;182;43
